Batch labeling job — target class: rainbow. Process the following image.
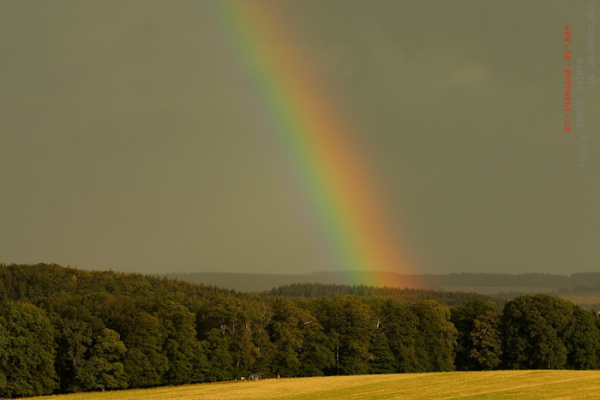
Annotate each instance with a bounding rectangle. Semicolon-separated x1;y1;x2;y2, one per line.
206;1;416;287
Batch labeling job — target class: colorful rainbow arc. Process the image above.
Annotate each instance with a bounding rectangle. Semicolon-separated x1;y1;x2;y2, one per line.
208;1;415;287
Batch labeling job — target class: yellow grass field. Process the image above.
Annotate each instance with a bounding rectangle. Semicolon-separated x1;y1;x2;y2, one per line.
34;370;600;400
558;292;600;307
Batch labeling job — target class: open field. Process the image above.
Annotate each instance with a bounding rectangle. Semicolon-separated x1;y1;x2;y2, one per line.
558;292;600;307
35;370;600;400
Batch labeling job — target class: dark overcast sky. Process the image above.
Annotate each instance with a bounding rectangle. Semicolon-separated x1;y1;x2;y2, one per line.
1;0;598;275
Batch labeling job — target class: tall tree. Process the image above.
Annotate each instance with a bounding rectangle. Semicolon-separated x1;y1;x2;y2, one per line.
119;310;169;388
368;331;397;374
201;328;234;382
266;298;332;377
313;295;376;375
469;310;502;370
248;298;276;377
411;300;457;372
0;318;9;392
268;299;304;377
196;296;265;378
157;301;206;385
501;294;574;369
451;300;502;370
563;306;600;369
39;293;107;393
376;299;420;372
75;328;128;391
0;302;58;397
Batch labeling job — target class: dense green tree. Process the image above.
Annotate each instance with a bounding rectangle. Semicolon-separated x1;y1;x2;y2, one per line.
53;318;94;392
563;306;600;369
39;293;94;393
269;320;301;377
201;297;254;377
367;298;399;373
268;299;304;377
292;300;335;377
197;297;247;379
83;294;170;388
196;296;248;339
120;310;169;388
248;299;276;377
501;294;574;369
0;302;58;397
157;301;206;385
376;299;420;372
296;322;334;377
201;328;235;381
368;331;397;374
0;319;9;392
313;295;376;375
232;325;260;377
265;298;332;377
43;293;129;391
451;300;502;370
75;328;128;390
469;310;502;370
196;296;273;378
411;300;457;372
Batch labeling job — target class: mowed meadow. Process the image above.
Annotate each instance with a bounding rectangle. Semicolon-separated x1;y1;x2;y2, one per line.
34;371;600;400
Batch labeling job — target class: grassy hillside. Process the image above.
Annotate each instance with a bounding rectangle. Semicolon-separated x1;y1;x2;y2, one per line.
35;370;600;400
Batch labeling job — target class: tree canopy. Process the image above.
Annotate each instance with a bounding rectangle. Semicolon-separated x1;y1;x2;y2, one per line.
0;263;599;397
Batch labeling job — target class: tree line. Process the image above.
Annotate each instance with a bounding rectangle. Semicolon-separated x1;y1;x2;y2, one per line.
1;263;600;398
165;270;600;293
264;282;505;307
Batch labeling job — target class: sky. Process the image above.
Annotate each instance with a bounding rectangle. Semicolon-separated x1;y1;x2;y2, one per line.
1;0;598;277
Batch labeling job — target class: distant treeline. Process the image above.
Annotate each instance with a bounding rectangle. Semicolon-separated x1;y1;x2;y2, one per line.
2;264;600;398
264;283;505;308
426;272;600;290
164;271;600;292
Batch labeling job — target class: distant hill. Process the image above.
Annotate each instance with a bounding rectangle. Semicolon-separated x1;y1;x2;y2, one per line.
163;271;439;292
0;263;504;308
164;271;600;309
263;283;506;308
164;270;600;292
0;262;239;305
163;272;313;292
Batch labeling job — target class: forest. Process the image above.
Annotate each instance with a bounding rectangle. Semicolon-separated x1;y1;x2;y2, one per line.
164;270;600;293
2;263;600;398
